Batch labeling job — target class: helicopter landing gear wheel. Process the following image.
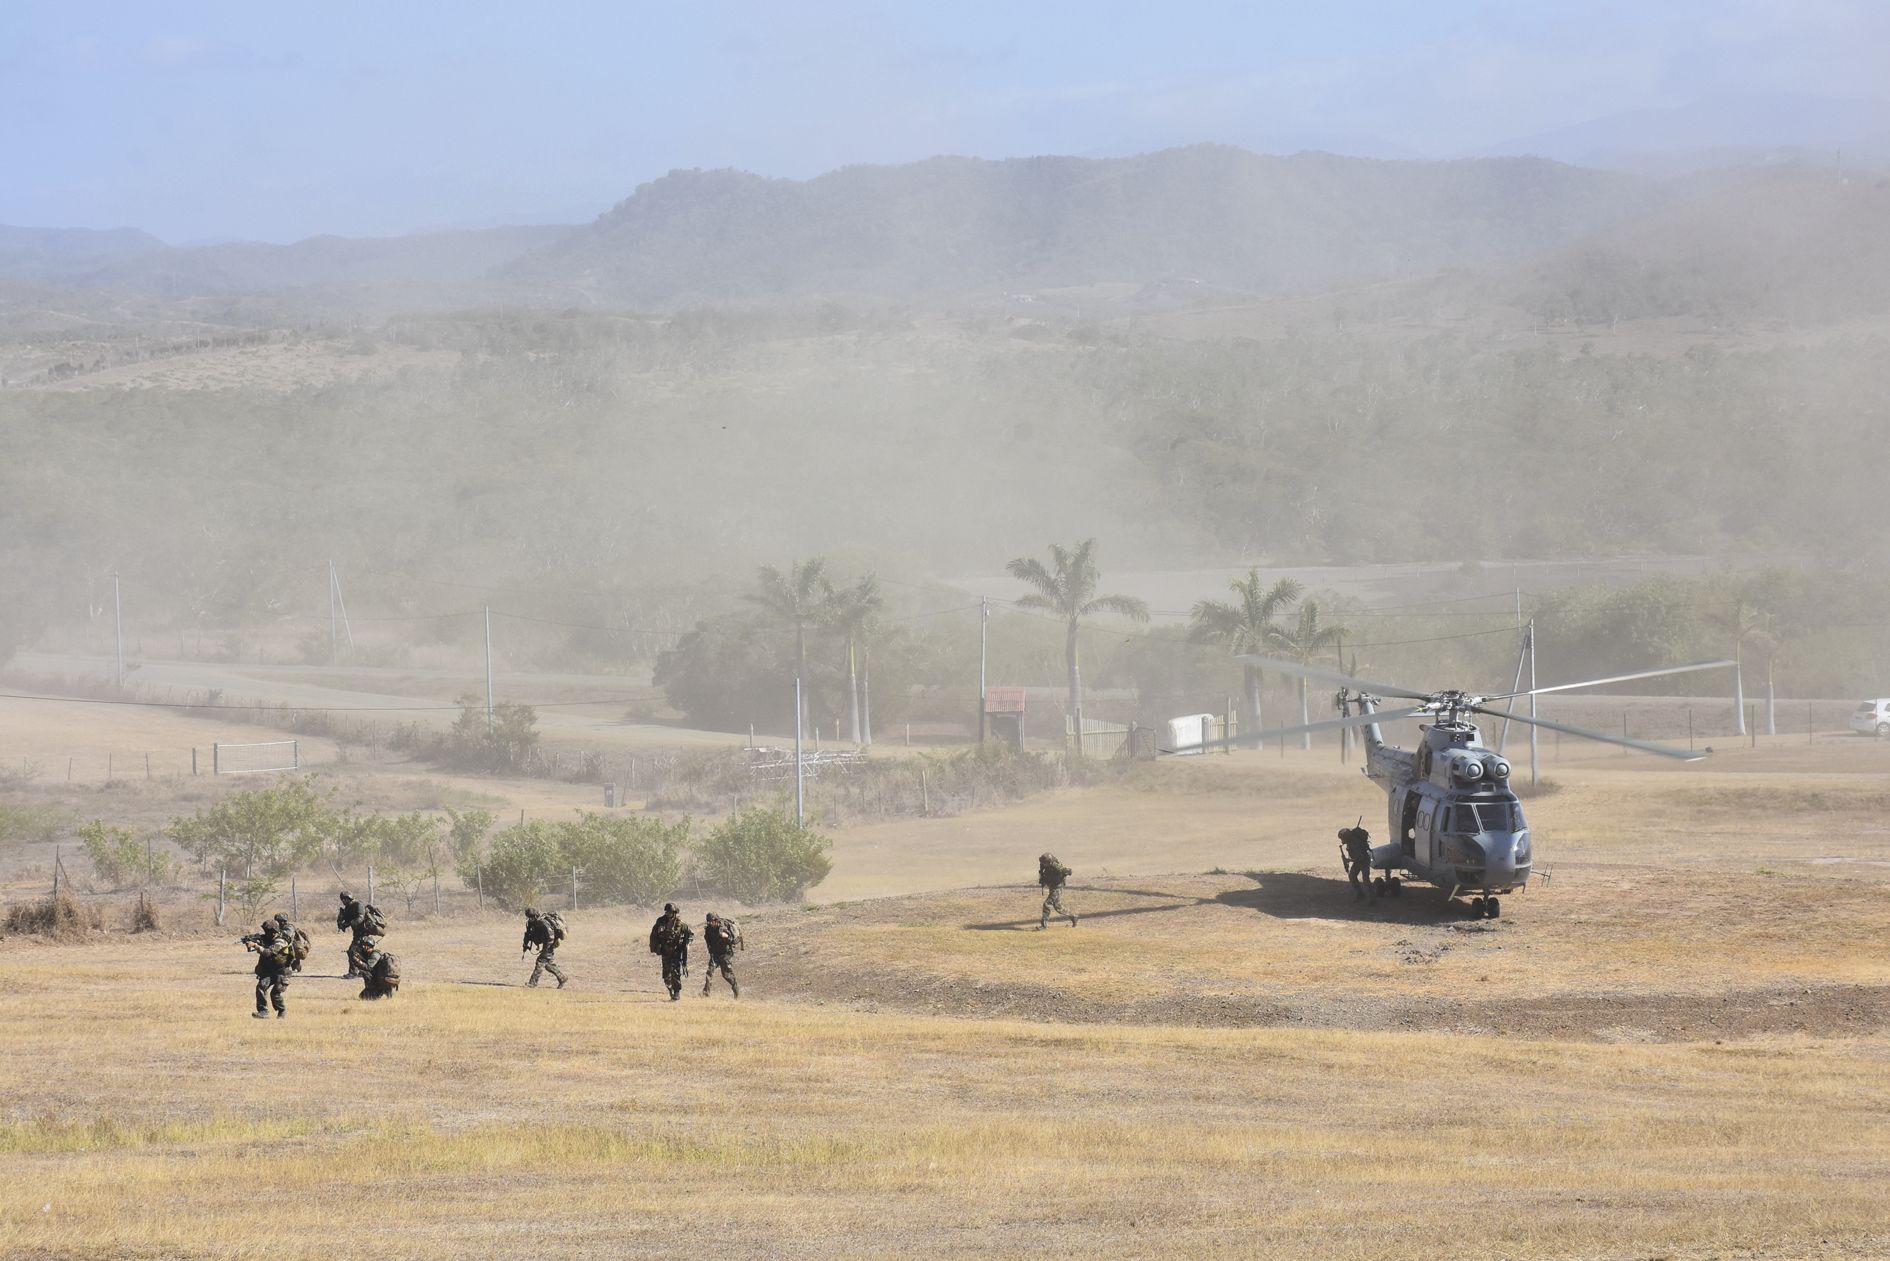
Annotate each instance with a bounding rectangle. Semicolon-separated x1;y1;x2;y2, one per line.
1387;877;1402;897
1372;877;1386;896
1483;897;1501;919
1878;722;1889;738
1469;897;1486;917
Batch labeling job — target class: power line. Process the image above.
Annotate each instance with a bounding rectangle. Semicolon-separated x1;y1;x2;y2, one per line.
0;691;650;713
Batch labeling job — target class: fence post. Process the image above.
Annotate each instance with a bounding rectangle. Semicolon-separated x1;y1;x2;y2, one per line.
107;753;113;780
217;867;226;927
1808;700;1814;745
51;846;61;899
213;743;220;775
1687;708;1694;751
191;748;197;776
919;767;929;816
293;740;300;770
476;860;484;911
367;863;375;907
67;757;73;782
1749;706;1757;748
291;875;299;918
145;753;151;779
433;870;441;915
571;867;579;912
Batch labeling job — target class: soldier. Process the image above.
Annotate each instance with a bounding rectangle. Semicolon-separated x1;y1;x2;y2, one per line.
648;902;693;1001
356;942;400;1000
272;912;310;974
1340;826;1376;902
1037;852;1078;930
241;919;293;1019
336;891;386;977
522;907;568;989
700;911;741;999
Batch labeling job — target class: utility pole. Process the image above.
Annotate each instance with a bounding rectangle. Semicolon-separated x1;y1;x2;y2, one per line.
113;572;124;689
483;606;495;734
978;596;989;744
793;676;805;826
1527;619;1539;788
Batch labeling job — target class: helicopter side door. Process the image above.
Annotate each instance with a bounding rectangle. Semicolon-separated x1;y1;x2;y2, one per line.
1394;789;1421;863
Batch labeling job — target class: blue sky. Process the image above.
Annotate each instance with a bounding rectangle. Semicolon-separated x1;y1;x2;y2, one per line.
2;1;1884;242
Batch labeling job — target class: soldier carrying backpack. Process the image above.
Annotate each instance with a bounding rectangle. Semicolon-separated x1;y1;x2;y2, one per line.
648;903;693;1001
336;891;388;978
241;920;294;1019
700;911;742;999
357;943;400;1000
521;907;569;989
1037;853;1078;930
272;913;311;974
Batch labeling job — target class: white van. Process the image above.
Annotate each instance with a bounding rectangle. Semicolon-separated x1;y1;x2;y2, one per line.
1849;699;1890;737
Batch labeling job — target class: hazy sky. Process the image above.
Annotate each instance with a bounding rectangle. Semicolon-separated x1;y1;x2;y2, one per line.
3;1;1885;242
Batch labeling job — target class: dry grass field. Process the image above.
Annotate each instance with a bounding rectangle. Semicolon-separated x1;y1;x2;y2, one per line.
2;743;1889;1258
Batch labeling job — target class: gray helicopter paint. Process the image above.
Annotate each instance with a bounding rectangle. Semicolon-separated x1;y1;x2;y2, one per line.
1356;700;1530;896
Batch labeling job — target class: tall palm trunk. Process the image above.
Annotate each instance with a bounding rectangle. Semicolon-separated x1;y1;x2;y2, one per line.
1299;677;1312;751
1732;647;1746;736
1243;665;1264;750
861;644;873;746
846;634;862;745
1066;621;1083;749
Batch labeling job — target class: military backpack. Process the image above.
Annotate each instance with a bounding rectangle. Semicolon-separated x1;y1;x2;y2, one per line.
361;904;388;935
542;910;567;945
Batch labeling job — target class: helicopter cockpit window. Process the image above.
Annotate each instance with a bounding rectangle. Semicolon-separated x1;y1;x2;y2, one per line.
1454;801;1520;832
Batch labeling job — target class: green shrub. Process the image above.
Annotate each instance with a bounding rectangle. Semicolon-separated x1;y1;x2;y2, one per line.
472;820;565;909
692;807;831;903
559;812;688;906
78;820;175;889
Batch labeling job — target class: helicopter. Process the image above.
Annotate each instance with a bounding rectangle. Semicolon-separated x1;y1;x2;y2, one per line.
1180;654;1734;918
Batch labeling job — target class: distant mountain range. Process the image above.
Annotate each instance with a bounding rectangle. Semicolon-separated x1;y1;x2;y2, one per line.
2;139;1883;320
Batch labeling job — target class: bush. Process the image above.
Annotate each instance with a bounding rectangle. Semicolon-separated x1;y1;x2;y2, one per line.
692;807;831;903
78;820;175;889
166;778;337;875
559;812;687;906
5;894;103;940
443;697;540;773
472;820;566;909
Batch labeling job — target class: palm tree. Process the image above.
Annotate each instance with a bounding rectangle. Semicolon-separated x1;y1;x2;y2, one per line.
1268;599;1349;750
1711;599;1768;737
1006;540;1149;746
1189;569;1303;748
823;574;883;746
746;559;829;729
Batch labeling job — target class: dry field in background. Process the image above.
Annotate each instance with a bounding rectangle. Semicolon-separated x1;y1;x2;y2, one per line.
2;747;1889;1257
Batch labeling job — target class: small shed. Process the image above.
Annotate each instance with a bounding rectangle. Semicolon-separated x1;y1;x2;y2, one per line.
984;686;1027;751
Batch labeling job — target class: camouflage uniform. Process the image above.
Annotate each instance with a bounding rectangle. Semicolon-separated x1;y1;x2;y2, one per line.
700;913;740;998
523;909;567;988
336;893;373;977
1038;853;1078;929
1340;827;1376;901
357;945;400;1000
244;921;292;1018
349;933;384;978
272;913;310;974
648;904;693;1001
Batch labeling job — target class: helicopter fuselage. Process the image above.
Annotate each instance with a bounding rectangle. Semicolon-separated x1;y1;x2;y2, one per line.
1350;696;1532;900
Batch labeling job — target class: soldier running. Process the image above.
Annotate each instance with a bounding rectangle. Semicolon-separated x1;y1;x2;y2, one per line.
242;920;293;1019
522;907;568;989
1037;852;1078;930
1339;825;1377;902
648;902;693;1001
700;911;741;998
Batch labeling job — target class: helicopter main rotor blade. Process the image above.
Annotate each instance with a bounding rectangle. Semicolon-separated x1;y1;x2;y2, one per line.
1159;706;1429;756
1231;653;1432;702
1487;659;1735;701
1470;705;1705;761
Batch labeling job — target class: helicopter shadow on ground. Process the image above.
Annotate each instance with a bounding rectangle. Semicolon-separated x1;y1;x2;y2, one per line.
964;884;1217;931
1216;871;1467;925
